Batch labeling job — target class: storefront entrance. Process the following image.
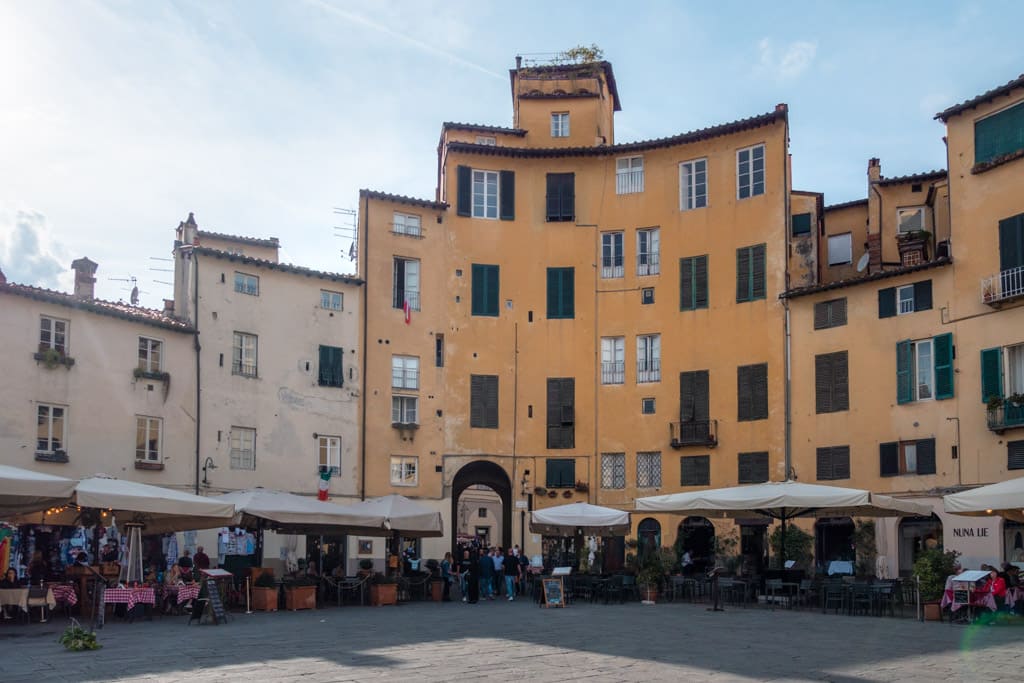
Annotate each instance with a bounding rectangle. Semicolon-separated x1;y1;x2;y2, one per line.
898;515;943;577
815;517;855;570
676;517;714;574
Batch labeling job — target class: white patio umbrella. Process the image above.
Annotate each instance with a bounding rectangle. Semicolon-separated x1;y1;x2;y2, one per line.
339;494;443;537
943;476;1024;522
530;502;631;536
213;488;387;534
0;464;76;517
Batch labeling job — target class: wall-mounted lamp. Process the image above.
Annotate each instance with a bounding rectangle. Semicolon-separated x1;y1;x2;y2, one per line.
202;456;218;487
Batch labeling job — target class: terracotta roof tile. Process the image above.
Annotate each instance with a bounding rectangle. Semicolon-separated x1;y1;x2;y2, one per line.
442;122;527;137
359;190;448;211
780;257;952;299
0;282;193;332
511;61;622;111
824;198;868;211
876;170;947;186
936;74;1024;121
197;230;279;249
193;247;363;285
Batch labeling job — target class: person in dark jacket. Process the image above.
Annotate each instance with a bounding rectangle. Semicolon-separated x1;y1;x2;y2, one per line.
477;548;494;600
504;547;520;601
466;550;480;604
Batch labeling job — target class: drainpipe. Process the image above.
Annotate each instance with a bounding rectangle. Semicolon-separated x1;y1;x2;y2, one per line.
360;195;369;500
781;110;792;481
193;251;202;495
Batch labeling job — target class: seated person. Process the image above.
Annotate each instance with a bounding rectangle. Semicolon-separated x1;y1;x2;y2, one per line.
100;541;119;563
983;567;1007;610
944;562;964;590
1;568;20;619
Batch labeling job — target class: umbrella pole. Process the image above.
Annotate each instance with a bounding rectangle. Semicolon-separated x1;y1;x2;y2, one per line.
780;515;787;569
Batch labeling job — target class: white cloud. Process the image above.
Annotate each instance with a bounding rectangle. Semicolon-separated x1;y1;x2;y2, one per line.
0;209;71;290
757;38;817;81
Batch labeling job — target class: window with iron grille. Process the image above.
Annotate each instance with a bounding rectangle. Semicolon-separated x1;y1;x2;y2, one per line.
232;332;258;377
601;232;624;278
230;427;256;470
637;334;661;383
616;156;644;194
637;228;660;276
234;272;259;296
680;455;710;486
637;452;662;488
601;453;625;489
601;337;625;384
392;211;421;236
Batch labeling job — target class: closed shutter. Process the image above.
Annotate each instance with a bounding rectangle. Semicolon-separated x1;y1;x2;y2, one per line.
681;455;710;486
981;347;1004;403
813;302;830;330
913;280;933;311
880;442;899;477
916;438;936;475
736;247;751;302
456;165;472;217
816;447;833;480
680;257;693;310
878;287;897;318
318;345;331;385
833;352;849;411
832;298;848;327
832;446;851;480
679;370;709;422
975;102;1024;164
547;269;559;319
318;345;343;387
738;452;769;484
896;340;913;405
470;375;484;427
470;375;498;428
792;213;812;237
499;170;515;221
695;255;708;308
471;264;486;316
546;459;575;488
563;269;574;318
815;354;832;414
737;363;768;421
1008;440;1024;471
546;378;562;448
933;333;954;400
751;244;766;299
999;213;1024;272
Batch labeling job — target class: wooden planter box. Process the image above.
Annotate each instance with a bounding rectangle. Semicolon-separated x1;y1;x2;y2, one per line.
370;583;398;607
284;585;317;610
923;601;942;621
252;586;278;611
430;580;444;602
250;567;274;585
640;585;659;604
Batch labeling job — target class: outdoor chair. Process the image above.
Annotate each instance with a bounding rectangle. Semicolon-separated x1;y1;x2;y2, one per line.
765;579;791;610
848;583;873;616
621;575;640;602
822;581;844;614
871;582;896;617
797;579;816;609
27;586;50;623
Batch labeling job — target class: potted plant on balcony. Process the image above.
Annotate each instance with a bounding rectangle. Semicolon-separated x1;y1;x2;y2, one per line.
370;572;398;607
252;571;278;611
914;548;960;621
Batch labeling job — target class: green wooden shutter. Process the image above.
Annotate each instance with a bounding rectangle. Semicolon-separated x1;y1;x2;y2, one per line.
546;378;560;448
896;340;913;404
563;268;574;318
680;257;694;311
913;280;932;311
546;269;559;318
487;265;499;316
318;345;330;385
333;346;343;386
916;438;936;475
499;170;515;221
695;255;708;309
751;244;766;299
484;375;499;428
833;446;851;480
456;165;472;217
981;347;1004;403
975;101;1024;164
736;247;751;302
999;213;1024;272
792;213;811;237
879;442;899;477
562;173;575;221
471;264;485;316
878;287;896;318
933;333;954;400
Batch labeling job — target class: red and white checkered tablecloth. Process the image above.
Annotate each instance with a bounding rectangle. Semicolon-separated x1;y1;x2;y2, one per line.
49;584;78;607
176;583;201;605
104;587;156;611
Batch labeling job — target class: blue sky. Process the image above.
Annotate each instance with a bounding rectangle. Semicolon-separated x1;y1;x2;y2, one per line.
1;0;1022;306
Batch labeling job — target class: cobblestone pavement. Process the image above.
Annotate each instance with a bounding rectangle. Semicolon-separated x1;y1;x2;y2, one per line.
3;600;1024;682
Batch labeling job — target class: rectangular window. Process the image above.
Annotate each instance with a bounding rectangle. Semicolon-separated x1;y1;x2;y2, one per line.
39;316;68;354
320;290;343;311
457;166;514;220
792;212;812;237
680;158;708;209
880;439;936;476
36;404;66;455
736;244;767;302
546;377;575;449
318;345;344;387
898;285;915;314
470;374;499;429
680;455;710;487
390;456;418;486
392;212;422;236
545;173;575;222
135;416;162;463
391;396;418;425
737;363;769;421
478;507;487;518
897;333;953;403
471;264;500;316
546;267;575;319
813;298;847;330
828;233;853;266
680;255;709;310
601;232;624;278
234;272;259;296
879;281;932;318
636;228;660;276
897;207;925;234
737;144;765;199
1009;440;1024;471
641;397;656;414
391;355;419;390
616;156;644;194
738;451;769;484
472;169;499;219
815;351;849;414
637;452;662;488
637;334;661;383
435;334;444;368
641;287;655;305
601;337;625;384
392;257;421;311
545;458;576;488
230;427;256;470
974;100;1024;164
138;337;162;372
551;112;569;138
679;370;710;423
601;453;626;489
476;135;496;146
816;445;851;481
232;332;258;377
318;435;341;474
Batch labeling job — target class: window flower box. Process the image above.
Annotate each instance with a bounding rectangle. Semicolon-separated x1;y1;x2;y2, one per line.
33;348;75;369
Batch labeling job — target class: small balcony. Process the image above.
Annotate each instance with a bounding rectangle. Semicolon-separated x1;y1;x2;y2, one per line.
669;420;717;448
601;361;624;385
987;400;1024;433
981;266;1024;306
637;359;661;383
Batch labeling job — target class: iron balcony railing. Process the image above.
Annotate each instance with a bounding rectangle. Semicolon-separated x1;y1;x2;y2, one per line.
616;169;644;195
601;361;625;385
232;361;257;377
987;402;1024;432
981;265;1024;305
637;359;661;383
637;251;660;276
669;420;718;448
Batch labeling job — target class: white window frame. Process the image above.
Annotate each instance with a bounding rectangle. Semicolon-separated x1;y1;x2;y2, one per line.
616;156;644;194
320;290;343;311
472;169;499;219
37;403;66;454
637;451;662;488
392;212;422;237
897;207;926;234
637;334;661;383
679;158;708;210
394;257;421;311
601;337;625;385
135;416;162;463
636;228;660;276
234;271;259;296
230;427;256;470
391;355;420;390
551;112;570;138
601;453;626;489
475;135;497;146
392;395;419;425
39;316;68;354
641;397;656;414
913;339;934;402
138;336;162;373
903;442;918;474
232;332;258;377
827;233;853;266
601;232;624;279
390;456;418;486
898;285;915;315
1006;343;1024;396
737;144;765;199
318;435;341;474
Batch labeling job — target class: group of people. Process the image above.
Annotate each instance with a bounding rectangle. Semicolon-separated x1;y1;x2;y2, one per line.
447;546;531;604
947;561;1024;613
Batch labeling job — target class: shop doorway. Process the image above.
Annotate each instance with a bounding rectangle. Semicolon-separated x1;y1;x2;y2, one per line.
306;534;346;577
815;517;855;571
676;517;714;574
739;522;768;575
898;514;943;576
637;518;662;564
1005;521;1024;563
451;461;511;555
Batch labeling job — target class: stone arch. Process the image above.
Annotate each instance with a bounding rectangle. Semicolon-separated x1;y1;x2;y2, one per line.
451;460;512;554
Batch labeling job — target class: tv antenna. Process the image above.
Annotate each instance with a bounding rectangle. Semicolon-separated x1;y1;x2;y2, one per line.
333;207;357;262
109;275;144;305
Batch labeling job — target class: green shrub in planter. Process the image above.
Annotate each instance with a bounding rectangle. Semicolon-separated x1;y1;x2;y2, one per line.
254;572;277;588
913;548;960;602
59;620;101;651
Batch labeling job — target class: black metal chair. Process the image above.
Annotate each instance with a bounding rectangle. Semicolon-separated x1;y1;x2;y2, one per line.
848;583;873;616
822;580;845;614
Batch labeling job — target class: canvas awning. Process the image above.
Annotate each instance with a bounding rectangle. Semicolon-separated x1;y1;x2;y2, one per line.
0;464;76;517
530;502;631;536
338;494;443;538
213;488;386;534
944;477;1024;523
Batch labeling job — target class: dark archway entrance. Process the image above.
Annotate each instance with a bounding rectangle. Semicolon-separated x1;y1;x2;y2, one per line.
676;517;715;574
815;517;855;572
452;461;512;554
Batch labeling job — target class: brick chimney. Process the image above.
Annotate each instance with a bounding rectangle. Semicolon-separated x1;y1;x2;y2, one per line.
163;298;175;317
71;257;98;299
867;157;881;182
176;212;199;246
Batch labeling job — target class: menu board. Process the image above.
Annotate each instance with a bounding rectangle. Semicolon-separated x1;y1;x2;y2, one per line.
206;579;227;624
542;578;565;609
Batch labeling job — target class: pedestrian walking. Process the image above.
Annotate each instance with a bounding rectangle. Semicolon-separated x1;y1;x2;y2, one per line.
441;552;454;601
504;547;519;600
466;549;480;604
492;547;504;597
478;548;494;600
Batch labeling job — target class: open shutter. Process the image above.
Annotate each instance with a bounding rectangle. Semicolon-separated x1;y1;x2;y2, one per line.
896;340;913;404
499;170;515;221
680;257;694;310
815;354;832;413
981;347;1004;403
816;447;832;480
916;438;936;475
913;280;933;311
880;442;899;477
695;255;708;309
751;244;766;299
456;165;472;217
736;247;751;302
318;345;331;385
878;287;896;318
933;333;954;400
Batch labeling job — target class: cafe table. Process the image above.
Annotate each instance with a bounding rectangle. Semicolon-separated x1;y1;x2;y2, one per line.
48;583;78;607
104;586;157;620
